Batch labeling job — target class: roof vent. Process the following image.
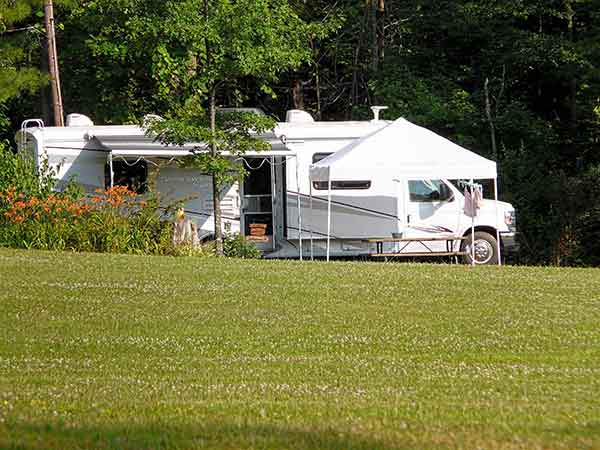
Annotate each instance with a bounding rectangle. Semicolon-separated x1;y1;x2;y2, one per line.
66;113;94;127
370;106;388;122
286;109;314;123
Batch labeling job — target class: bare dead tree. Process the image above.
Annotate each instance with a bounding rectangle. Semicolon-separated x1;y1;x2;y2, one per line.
484;65;506;160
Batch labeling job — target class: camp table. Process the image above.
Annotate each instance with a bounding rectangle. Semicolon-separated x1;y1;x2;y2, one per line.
368;235;468;260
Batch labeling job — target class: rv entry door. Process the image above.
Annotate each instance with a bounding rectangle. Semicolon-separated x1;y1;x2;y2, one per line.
241;157;275;251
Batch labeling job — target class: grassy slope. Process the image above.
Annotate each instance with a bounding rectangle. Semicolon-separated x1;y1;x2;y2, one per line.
0;248;599;450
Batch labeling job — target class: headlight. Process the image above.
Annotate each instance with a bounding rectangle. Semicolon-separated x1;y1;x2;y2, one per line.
504;210;516;231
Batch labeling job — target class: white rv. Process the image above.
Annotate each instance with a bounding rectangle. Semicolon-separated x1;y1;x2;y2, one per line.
16;109;518;264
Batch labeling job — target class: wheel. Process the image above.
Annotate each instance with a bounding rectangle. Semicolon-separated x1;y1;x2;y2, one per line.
461;231;499;265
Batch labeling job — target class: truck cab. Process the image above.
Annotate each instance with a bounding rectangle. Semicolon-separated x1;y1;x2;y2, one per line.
403;178;518;264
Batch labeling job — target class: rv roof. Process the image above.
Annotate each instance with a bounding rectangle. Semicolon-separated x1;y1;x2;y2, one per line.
275;120;390;141
17;118;391;150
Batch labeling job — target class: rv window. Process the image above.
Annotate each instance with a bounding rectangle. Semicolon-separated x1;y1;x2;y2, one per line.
409;180;453;202
312;152;333;164
106;160;148;194
312;180;371;190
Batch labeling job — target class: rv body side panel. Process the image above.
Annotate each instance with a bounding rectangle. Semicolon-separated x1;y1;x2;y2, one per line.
152;166;241;239
17;128;108;193
285;140;398;245
50;148;108;192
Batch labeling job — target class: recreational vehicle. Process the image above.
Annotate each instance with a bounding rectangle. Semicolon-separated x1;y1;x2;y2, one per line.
16;109;518;264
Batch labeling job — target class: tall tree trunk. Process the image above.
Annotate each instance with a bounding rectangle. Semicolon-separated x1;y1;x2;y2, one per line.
369;0;378;72
311;40;321;120
315;64;322;120
209;85;223;256
204;0;223;256
44;0;64;126
377;0;385;66
350;6;369;118
566;1;577;135
40;38;51;125
292;79;304;110
484;77;497;159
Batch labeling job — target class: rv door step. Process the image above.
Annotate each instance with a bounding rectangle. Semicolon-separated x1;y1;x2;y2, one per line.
370;251;468;258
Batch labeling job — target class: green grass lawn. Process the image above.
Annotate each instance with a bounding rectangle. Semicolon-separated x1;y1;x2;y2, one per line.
0;248;599;449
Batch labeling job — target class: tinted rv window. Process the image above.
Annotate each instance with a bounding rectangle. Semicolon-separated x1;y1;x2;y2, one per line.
312;180;371;190
408;180;453;202
312;152;333;163
106;160;148;194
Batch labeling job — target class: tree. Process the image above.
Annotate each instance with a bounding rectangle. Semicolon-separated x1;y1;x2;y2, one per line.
0;0;47;134
3;0;600;265
142;0;310;255
147;108;276;253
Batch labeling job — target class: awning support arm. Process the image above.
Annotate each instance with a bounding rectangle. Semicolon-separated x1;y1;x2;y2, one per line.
108;152;114;188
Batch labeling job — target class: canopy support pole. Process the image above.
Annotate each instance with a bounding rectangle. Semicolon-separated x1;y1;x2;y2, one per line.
326;178;332;262
295;155;303;261
393;178;404;253
494;178;502;266
309;181;314;260
394;178;402;235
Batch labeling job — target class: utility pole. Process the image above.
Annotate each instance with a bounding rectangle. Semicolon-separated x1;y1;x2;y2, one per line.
44;0;64;126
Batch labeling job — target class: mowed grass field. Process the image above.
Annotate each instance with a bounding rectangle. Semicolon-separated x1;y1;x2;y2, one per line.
0;248;599;450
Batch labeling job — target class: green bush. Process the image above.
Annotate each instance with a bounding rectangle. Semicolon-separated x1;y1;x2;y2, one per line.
0;141;55;198
1;140;258;259
222;233;261;259
569;166;600;266
574;206;600;266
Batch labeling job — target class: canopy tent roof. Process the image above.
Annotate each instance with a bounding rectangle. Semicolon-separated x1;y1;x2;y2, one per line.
83;127;292;158
309;118;497;182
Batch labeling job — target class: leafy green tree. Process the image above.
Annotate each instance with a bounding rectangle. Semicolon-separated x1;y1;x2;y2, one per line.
3;0;600;264
148;109;275;254
0;0;48;134
141;0;310;255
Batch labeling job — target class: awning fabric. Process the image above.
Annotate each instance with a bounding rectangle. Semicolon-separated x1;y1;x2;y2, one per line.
88;128;292;158
309;118;497;182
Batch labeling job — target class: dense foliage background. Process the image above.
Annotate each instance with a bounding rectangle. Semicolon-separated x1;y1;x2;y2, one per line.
1;0;599;265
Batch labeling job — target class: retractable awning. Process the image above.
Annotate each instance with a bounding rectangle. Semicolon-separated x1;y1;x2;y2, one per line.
87;127;292;158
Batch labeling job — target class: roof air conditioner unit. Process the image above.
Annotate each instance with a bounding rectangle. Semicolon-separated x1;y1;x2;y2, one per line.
286;109;314;123
66;114;94;127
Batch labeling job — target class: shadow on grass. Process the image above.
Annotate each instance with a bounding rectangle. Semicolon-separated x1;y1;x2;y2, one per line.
2;421;404;450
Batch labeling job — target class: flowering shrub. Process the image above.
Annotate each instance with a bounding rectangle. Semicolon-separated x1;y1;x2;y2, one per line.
0;186;173;255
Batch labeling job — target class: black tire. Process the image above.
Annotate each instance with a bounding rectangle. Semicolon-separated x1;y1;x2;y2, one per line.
461;231;499;265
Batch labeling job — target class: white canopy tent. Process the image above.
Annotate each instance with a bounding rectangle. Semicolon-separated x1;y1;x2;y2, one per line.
309;118;501;265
